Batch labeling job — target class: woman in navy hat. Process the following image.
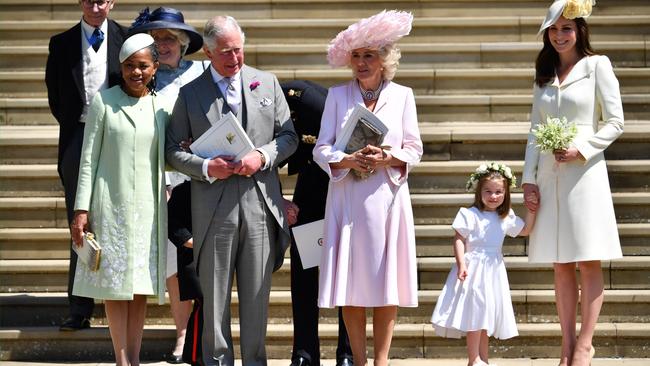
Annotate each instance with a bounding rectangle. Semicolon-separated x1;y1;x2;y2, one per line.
129;7;209;363
129;7;208;99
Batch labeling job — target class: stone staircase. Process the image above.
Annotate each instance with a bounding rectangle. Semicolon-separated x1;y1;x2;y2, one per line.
0;0;649;362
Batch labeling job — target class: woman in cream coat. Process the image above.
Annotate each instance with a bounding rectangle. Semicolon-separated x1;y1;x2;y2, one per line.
522;2;624;365
71;34;172;365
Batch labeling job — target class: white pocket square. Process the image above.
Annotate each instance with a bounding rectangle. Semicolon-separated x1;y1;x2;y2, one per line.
260;97;273;107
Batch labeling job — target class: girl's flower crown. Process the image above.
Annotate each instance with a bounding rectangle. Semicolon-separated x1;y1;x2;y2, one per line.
466;162;516;191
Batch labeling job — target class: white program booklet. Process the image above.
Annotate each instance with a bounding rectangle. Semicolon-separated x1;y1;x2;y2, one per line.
334;104;389;153
291;219;325;269
189;112;255;183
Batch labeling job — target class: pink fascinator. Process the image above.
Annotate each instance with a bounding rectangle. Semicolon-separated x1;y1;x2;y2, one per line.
327;10;413;68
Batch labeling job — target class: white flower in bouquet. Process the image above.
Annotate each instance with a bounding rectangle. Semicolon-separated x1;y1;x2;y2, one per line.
533;116;578;152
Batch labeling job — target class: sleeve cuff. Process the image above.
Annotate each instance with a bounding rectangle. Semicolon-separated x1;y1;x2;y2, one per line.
257;148;270;170
202;159;217;184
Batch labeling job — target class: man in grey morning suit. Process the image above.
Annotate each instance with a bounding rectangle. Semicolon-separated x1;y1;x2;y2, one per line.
165;15;298;366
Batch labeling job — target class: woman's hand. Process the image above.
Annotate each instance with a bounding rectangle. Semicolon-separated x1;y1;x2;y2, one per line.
359;145;394;172
522;183;540;212
70;210;89;247
554;147;583;163
329;148;372;173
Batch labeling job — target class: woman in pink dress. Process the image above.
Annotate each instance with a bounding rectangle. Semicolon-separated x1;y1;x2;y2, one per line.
313;11;423;366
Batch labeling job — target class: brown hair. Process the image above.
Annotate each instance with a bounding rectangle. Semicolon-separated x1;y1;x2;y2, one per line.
535;17;596;87
472;172;511;219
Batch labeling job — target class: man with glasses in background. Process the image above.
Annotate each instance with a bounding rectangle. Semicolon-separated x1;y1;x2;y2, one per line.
45;0;127;331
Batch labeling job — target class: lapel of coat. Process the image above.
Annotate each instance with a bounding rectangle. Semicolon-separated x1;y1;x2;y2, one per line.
118;91;141;127
240;65;258;132
559;56;594;89
373;80;390;115
69;23;85;99
194;68;224;128
106;19;124;87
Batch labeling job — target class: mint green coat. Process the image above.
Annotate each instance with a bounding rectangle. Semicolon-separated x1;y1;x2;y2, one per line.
73;85;172;304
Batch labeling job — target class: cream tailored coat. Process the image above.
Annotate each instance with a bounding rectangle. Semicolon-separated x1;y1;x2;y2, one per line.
523;55;624;263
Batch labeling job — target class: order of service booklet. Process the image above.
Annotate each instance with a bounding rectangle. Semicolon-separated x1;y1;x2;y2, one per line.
334;104;389;154
291;219;325;269
189;112;255;183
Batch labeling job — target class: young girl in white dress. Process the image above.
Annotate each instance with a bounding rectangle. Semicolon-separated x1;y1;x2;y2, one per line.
431;162;537;366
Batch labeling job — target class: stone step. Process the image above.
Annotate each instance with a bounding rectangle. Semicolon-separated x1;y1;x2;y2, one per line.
2;41;649;71
2;15;649;46
2;190;649;230
2;67;649;98
1;256;648;293
0;322;648;361
0;217;650;260
2;93;649;125
2;360;650;366
2;289;649;328
3;122;650;164
2;160;649;199
1;0;648;21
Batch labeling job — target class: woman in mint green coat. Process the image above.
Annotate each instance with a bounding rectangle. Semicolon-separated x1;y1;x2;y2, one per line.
70;34;172;366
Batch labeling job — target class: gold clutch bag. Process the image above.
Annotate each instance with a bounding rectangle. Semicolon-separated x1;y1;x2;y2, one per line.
72;232;101;271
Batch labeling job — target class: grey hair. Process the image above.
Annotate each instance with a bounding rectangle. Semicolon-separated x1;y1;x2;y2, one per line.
378;44;401;81
203;15;246;50
152;28;190;56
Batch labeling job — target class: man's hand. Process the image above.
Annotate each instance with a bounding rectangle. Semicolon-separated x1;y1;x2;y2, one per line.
233;150;263;177
182;238;193;249
207;156;235;179
70;211;89;247
283;199;299;226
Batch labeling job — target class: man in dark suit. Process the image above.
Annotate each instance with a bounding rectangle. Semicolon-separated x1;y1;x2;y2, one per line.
45;0;127;331
281;80;353;366
166;15;298;366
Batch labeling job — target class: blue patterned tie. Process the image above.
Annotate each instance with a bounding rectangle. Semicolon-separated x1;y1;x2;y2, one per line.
90;28;104;52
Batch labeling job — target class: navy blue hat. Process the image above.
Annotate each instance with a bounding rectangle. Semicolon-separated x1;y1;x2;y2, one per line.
129;7;203;55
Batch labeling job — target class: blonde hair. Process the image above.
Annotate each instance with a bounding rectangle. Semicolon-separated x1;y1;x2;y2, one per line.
378;44;401;81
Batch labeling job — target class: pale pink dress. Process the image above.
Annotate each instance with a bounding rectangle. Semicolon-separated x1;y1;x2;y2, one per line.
313;80;422;308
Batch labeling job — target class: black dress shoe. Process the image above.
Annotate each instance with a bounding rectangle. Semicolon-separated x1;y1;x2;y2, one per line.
289;356;311;366
336;358;353;366
166;353;184;364
59;315;90;331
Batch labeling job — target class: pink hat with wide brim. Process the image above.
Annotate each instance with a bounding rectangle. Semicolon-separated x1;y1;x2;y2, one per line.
327;10;413;68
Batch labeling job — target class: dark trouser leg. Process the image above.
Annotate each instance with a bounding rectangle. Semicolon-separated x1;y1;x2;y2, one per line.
61;126;94;318
290;240;320;365
336;306;353;362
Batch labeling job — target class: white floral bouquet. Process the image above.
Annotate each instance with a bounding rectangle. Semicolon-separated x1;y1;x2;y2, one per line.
466;162;516;191
532;116;578;153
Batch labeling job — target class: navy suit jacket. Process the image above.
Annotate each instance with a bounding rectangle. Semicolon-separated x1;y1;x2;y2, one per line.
45;19;127;179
